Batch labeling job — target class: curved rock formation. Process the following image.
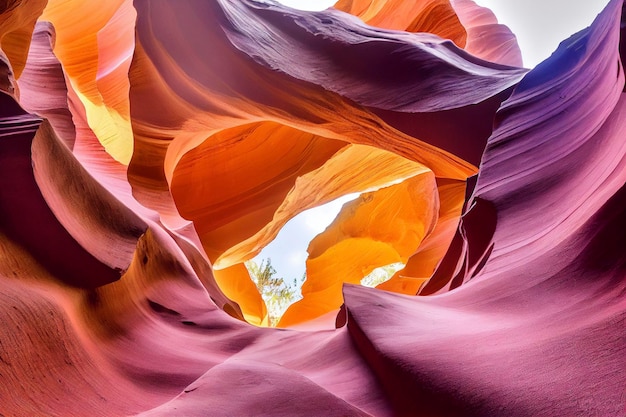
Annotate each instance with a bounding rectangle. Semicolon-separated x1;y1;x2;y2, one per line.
332;0;469;47
0;0;623;416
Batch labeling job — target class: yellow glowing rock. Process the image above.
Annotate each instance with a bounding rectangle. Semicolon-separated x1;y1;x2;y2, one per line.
212;263;268;327
40;0;135;164
216;144;431;269
171;121;346;263
279;171;438;326
127;25;477;233
377;178;466;294
123;0;480;327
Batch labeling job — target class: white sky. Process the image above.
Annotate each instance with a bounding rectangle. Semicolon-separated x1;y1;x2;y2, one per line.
252;193;358;282
255;0;612;282
474;0;610;67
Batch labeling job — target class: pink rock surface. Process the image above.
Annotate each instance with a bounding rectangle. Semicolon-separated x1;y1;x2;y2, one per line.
450;0;524;67
0;0;623;416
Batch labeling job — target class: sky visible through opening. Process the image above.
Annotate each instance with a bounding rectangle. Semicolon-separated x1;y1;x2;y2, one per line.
251;193;359;283
253;0;612;292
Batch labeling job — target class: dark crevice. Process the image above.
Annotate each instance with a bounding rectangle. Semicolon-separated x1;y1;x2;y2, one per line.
147;299;181;317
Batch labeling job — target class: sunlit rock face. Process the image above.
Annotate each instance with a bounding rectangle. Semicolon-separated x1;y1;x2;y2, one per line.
0;0;624;416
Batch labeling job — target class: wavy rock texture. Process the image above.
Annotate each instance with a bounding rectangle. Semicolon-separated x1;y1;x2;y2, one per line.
280;170;440;326
0;0;624;416
334;0;523;67
18;21;75;148
450;0;523;67
40;0;135;164
346;2;626;416
333;0;468;47
0;0;46;81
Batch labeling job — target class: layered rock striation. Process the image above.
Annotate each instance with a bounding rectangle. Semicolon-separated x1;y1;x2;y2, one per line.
0;0;623;416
